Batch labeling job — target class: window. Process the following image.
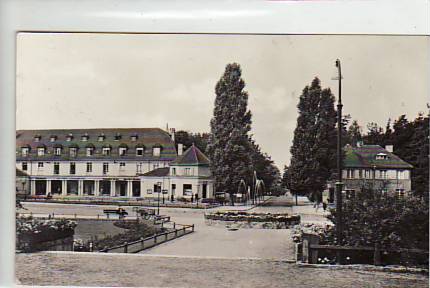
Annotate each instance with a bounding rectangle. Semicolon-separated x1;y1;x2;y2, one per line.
136;147;144;156
98;135;105;141
119;147;127;156
183;184;192;196
50;136;57;142
37;162;44;168
54;162;60;175
396;170;407;180
66;134;73;141
184;168;191;176
379;170;387;179
147;189;153;194
86;147;94;156
346;169;354;179
153;147;161;157
154;183;162;193
37;147;45;156
114;134;121;141
119;162;126;170
70;162;76;174
54;147;62;156
396;188;405;198
34;135;41;142
86;162;92;173
365;169;371;179
172;168;176;176
102;147;111;156
136;163;143;173
131;135;138;141
21;147;29;157
22;162;27;171
70;147;78;157
376;153;388;160
103;163;109;174
358;169;363;179
81;135;89;141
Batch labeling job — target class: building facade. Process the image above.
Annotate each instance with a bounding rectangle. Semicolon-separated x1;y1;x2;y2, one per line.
341;144;413;197
16;128;214;200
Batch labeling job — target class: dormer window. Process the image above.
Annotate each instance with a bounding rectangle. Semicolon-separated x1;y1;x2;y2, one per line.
37;147;45;156
21;147;30;157
69;147;78;157
114;134;122;141
66;134;73;141
50;135;57;142
119;147;127;156
376;153;388;160
131;135;138;141
102;146;111;156
54;147;62;156
98;134;105;142
153;147;161;157
81;134;89;141
86;147;94;156
34;135;41;142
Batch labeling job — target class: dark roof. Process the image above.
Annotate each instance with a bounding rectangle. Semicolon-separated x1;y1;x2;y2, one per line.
16;128;176;161
171;144;210;166
141;167;170;177
16;168;28;177
344;145;413;169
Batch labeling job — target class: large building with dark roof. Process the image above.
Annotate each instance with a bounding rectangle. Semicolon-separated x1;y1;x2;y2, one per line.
16;128;214;200
341;144;413;196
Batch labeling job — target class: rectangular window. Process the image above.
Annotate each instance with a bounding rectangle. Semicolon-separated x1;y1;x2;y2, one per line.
136;148;144;156
153;147;161;157
86;162;92;173
172;168;176;176
86;148;94;156
379;170;387;179
37;148;45;156
21;147;29;157
102;147;111;156
54;147;62;156
358;169;363;179
396;170;406;180
22;162;28;171
154;184;162;193
136;163;143;173
119;147;127;156
119;162;126;170
37;162;44;168
103;163;109;174
184;168;191;176
70;148;77;157
70;162;76;174
54;162;60;175
183;184;192;196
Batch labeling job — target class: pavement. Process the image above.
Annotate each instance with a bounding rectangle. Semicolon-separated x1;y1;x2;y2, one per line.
15;197;428;287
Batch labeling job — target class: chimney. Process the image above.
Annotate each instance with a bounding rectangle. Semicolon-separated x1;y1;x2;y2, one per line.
169;128;175;142
385;145;393;153
178;143;183;156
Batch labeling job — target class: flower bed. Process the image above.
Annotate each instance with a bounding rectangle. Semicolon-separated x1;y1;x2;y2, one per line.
16;216;76;252
204;211;300;229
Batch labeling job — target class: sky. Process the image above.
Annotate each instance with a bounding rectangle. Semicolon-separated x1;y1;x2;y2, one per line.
16;33;429;168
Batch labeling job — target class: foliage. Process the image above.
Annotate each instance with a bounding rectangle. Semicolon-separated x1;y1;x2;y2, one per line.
175;130;210;153
206;63;253;203
327;191;429;250
346;120;362;146
289;78;337;200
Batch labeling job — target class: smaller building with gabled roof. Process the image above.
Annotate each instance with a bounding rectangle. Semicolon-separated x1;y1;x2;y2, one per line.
341;144;413;197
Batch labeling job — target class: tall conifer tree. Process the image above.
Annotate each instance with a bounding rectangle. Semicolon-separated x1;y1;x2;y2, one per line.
206;63;253;204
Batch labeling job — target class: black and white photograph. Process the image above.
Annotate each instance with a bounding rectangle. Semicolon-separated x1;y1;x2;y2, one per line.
9;19;430;288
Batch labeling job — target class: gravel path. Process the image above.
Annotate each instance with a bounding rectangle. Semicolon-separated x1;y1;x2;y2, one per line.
16;252;428;287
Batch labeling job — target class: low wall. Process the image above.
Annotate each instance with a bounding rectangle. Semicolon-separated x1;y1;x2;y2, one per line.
204;212;300;229
17;230;74;252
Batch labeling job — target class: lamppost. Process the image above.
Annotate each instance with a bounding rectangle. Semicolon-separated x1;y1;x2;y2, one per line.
156;181;162;215
334;59;344;263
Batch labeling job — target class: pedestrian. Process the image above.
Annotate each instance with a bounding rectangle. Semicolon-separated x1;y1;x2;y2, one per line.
322;202;327;211
315;201;320;212
191;194;194;203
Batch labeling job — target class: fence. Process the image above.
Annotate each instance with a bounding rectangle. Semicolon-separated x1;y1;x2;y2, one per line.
299;236;429;266
98;223;195;253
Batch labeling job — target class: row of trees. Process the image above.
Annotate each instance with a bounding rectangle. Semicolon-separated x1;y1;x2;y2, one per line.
282;76;429;199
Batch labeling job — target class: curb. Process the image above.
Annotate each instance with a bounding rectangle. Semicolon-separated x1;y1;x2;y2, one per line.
296;262;429;275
